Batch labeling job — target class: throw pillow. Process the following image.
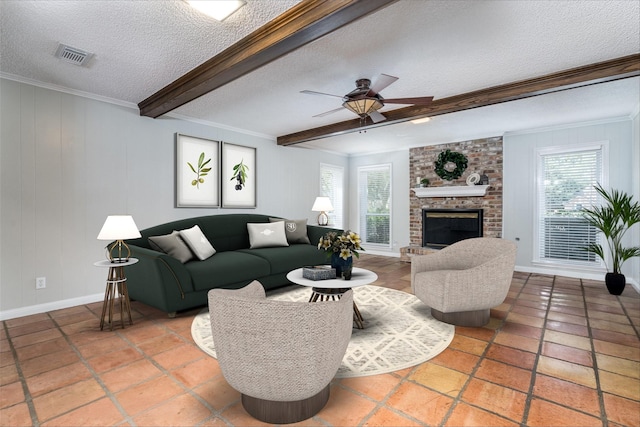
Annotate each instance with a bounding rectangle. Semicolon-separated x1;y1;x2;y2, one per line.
269;217;310;244
179;225;216;260
247;221;289;249
148;231;194;264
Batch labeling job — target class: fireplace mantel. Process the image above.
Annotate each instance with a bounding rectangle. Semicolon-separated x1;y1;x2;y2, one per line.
412;185;489;198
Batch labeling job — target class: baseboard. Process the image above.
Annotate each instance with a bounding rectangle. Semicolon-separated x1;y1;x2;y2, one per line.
515;265;640;294
363;249;400;257
0;293;104;321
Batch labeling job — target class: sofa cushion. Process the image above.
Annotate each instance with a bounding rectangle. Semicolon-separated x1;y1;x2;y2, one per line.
269;218;311;244
148;231;194;264
239;245;328;275
180;225;216;260
186;251;271;291
247;222;289;249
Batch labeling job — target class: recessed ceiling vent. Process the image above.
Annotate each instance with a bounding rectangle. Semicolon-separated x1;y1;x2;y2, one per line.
54;43;94;66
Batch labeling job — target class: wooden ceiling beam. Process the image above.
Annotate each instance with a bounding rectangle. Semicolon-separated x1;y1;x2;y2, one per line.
277;53;640;146
138;0;398;118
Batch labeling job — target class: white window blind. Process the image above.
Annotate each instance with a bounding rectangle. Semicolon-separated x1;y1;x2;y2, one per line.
358;164;391;247
320;163;344;228
537;147;603;264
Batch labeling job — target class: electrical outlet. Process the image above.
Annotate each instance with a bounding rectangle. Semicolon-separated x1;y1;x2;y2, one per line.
36;277;46;289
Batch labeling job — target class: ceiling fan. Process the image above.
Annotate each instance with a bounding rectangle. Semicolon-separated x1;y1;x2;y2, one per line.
301;74;434;123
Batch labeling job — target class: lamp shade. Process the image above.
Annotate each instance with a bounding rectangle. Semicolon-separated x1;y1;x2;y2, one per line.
97;215;141;240
343;97;383;117
311;197;333;212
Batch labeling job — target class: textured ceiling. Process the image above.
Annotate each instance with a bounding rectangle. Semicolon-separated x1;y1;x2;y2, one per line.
1;0;639;155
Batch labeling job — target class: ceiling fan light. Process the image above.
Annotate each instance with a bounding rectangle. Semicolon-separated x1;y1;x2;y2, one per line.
343;97;383;117
186;0;246;21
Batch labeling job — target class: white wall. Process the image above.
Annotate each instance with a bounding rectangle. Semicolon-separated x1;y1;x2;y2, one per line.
503;118;638;285
631;110;640;287
347;150;410;255
0;78;347;318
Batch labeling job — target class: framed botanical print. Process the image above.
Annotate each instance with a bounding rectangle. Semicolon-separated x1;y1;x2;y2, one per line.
175;134;220;208
221;142;256;208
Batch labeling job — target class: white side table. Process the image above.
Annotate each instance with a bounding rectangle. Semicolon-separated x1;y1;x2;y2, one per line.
94;258;138;331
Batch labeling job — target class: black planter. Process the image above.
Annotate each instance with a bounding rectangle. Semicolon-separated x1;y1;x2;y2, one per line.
605;272;626;295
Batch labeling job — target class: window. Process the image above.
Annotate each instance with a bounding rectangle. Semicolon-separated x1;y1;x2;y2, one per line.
358;164;391;247
320;163;344;228
536;144;606;265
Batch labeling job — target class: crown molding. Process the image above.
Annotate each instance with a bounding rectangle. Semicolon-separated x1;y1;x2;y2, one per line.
1;72;138;110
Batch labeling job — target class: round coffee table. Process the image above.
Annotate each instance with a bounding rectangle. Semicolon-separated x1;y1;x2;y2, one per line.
286;267;378;329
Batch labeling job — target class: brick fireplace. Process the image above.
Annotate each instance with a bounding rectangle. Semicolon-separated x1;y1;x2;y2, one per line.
401;137;503;261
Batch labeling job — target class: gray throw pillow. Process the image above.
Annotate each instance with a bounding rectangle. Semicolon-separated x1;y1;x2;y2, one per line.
179;225;216;260
269;218;310;244
247;222;289;249
148;231;194;263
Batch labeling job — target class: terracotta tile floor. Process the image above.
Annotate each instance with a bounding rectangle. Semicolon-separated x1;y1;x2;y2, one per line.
1;254;639;426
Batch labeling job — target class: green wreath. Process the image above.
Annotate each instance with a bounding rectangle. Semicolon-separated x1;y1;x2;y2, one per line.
434;149;468;181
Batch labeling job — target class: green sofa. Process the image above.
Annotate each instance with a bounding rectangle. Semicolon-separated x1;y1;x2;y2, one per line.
124;214;338;316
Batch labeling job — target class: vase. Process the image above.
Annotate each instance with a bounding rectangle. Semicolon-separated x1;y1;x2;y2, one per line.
605;272;626;295
331;253;353;280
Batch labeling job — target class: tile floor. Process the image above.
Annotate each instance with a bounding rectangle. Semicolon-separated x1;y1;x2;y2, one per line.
1;254;639;426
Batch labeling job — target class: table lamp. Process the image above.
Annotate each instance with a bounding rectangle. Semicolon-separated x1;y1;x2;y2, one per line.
97;215;141;263
311;197;333;226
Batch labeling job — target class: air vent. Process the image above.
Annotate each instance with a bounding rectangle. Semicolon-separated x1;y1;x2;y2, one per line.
54;43;94;66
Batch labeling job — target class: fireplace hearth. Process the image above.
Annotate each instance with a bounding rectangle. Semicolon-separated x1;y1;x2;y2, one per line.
422;208;483;248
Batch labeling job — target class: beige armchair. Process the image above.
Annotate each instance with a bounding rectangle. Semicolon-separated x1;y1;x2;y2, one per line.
411;237;517;327
207;281;352;424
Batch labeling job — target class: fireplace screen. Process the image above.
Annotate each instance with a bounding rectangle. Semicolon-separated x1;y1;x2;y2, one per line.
422;209;483;248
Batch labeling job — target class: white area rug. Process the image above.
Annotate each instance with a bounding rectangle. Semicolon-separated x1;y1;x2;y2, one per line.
191;285;454;378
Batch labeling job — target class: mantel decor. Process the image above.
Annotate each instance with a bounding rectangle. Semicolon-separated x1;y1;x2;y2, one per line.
175;134;220;208
434;149;468;181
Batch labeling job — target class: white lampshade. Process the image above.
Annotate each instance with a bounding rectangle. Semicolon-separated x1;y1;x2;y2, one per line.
311;197;334;212
97;215;141;240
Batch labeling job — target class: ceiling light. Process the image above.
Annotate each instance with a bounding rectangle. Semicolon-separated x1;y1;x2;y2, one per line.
186;0;245;21
411;117;431;124
343;97;383;118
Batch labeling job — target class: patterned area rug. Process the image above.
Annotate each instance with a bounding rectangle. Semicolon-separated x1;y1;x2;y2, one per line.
191;285;454;378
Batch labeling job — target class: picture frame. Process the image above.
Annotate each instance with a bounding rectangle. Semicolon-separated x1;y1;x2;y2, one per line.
175;134;220;208
222;142;257;208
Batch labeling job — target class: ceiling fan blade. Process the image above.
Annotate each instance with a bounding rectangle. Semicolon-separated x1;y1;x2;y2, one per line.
300;90;344;99
368;110;387;123
382;96;434;105
313;107;345;118
367;74;399;96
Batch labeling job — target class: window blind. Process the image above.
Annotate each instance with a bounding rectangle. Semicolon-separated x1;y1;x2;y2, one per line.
537;148;602;264
358;164;391;247
320;164;344;228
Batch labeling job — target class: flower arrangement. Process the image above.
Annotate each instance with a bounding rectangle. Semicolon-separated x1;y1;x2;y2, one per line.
318;230;364;260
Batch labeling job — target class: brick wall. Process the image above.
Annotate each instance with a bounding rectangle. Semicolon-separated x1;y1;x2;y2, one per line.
409;137;503;247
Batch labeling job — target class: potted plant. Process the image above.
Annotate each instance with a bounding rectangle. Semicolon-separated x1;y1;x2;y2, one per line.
318;230;364;280
420;178;430;187
581;183;640;295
